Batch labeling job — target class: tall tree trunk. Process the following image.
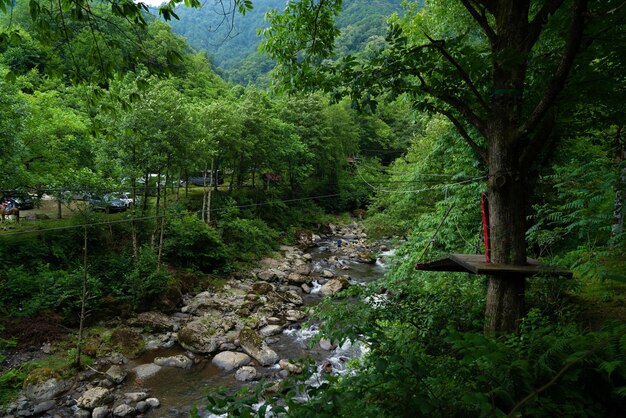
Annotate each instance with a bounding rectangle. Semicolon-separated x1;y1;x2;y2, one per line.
57;199;62;219
142;170;149;213
613;126;625;238
484;138;528;333
155;170;162;216
157;170;168;272
206;159;214;224
201;163;209;222
75;226;88;367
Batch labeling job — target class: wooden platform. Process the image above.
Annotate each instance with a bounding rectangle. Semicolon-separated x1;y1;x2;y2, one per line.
415;254;573;278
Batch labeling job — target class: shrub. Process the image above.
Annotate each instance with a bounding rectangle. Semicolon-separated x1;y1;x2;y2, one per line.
219;215;279;262
163;213;228;272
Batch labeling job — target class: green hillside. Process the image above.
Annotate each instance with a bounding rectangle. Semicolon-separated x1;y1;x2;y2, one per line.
163;0;404;84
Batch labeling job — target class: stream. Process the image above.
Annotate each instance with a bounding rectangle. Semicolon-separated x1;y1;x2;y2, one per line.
121;239;390;417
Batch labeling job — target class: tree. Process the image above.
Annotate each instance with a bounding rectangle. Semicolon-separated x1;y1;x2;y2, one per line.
262;0;624;332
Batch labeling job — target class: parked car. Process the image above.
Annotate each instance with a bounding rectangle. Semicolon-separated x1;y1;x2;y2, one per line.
0;193;35;210
88;194;127;213
105;192;136;208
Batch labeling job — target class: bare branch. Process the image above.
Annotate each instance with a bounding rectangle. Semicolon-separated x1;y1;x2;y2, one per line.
423;32;490;112
460;0;496;44
519;0;588;138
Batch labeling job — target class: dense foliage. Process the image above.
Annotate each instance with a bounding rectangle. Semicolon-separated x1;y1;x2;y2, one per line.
165;0;403;85
1;0;625;415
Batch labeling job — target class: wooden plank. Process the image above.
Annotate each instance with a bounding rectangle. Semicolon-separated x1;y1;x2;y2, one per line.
415;254;572;278
449;254;572;278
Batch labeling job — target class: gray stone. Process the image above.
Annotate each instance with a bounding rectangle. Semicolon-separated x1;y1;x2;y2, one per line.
105;353;128;365
135;401;149;413
132;363;162;380
251;281;274;295
319;338;336;351
92;406;110;418
211;351;251;371
279;359;303;374
25;378;69;402
235;366;258;382
74;409;92;418
285;309;306;322
145;398;160;409
319;277;350;297
287;273;307;284
153;355;193;369
105;365;127;384
259;325;282;337
238;328;279;366
177;319;222;354
283;290;303;305
35;400;56;413
301;283;311;294
127;311;174;332
294;264;312;276
123;392;148;402
322;269;334;278
77;387;113;410
113;404;135;417
303;253;313;261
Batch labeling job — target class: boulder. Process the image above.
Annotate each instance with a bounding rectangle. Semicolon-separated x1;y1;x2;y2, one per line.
113;404;135;417
105;365;127;384
124;392;148;402
127;311;174;332
294;264;312;276
319;277;350;297
279;359;303;374
17;399;56;416
322;269;334;278
135;401;149;413
285;309;306;322
154;355;193;369
132;363;162;380
211;351;251;371
287;273;307;284
238;328;279;366
251;281;274;295
25;378;69;402
319;338;337;351
92;406;110;418
259;325;282;337
301;283;311;294
235;366;258;382
256;269;287;282
145;398;160;409
177;319;222;354
77;387;113;410
75;409;92;418
283;290;303;305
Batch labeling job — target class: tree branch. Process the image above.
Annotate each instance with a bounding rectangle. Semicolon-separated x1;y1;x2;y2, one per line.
423;32;491;112
519;110;557;171
528;0;566;47
434;106;488;162
460;0;496;44
519;0;588;138
416;73;486;134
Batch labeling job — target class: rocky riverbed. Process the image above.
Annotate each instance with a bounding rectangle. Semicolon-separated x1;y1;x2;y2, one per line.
1;221;390;418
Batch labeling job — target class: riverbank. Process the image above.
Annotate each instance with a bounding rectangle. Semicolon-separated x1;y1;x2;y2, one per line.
1;221;389;417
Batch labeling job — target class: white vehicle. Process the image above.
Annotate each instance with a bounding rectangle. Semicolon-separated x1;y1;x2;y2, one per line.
105;192;135;208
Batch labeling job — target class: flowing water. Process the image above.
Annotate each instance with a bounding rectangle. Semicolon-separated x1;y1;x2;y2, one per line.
123;239;389;417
